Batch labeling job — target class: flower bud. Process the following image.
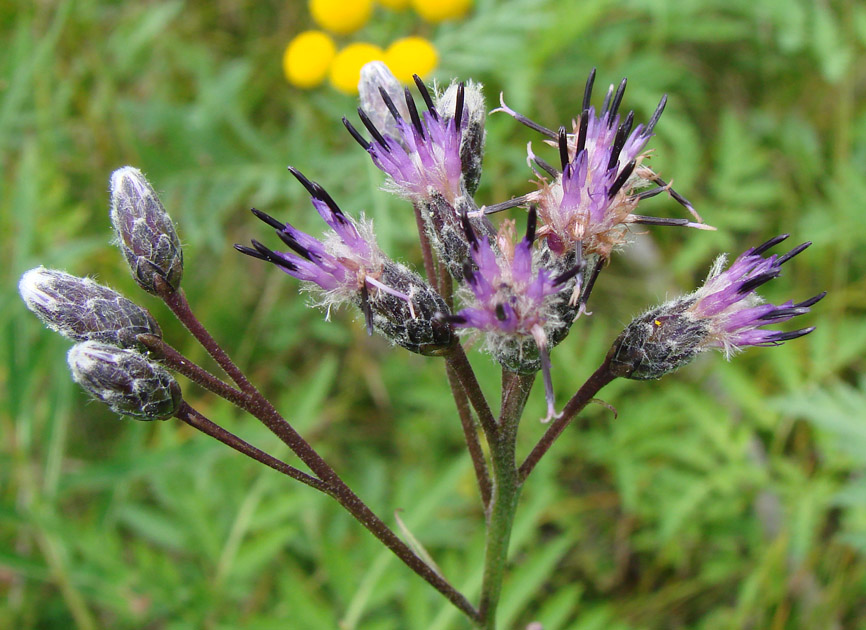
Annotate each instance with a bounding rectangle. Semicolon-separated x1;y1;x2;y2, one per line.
358;61;409;144
109;166;183;295
235;178;455;356
67;341;181;420
609;235;822;380
19;267;161;351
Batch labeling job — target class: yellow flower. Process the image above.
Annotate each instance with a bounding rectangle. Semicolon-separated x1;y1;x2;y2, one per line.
283;31;337;89
385;37;438;83
411;0;472;22
329;43;385;94
377;0;410;8
309;0;374;35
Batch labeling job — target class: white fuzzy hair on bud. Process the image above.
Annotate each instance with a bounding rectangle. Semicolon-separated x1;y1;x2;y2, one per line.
358;61;410;143
19;266;161;350
67;341;181;420
109;166;183;295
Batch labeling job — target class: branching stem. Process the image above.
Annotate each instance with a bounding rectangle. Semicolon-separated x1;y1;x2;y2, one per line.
155;283;479;622
518;354;618;483
175;402;329;492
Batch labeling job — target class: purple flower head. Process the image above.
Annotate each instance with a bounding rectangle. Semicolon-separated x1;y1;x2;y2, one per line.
344;75;469;204
346;71;491;282
236;168;453;355
446;207;580;420
493;69;712;308
688;234;821;355
610;235;823;380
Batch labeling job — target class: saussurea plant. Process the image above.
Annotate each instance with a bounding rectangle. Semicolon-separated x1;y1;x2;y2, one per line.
19;64;823;629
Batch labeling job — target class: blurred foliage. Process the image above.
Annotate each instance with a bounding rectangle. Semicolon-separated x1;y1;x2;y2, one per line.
2;0;865;628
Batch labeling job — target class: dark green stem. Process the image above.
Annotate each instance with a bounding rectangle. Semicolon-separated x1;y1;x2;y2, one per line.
477;371;535;629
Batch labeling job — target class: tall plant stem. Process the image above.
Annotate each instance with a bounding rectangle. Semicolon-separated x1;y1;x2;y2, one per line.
155;282;479;622
477;371;535;629
518;353;617;483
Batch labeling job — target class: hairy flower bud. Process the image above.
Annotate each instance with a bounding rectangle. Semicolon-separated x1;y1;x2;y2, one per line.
609;296;708;380
109;166;183;295
19;267;161;351
363;260;454;355
358;62;410;145
67;341;182;420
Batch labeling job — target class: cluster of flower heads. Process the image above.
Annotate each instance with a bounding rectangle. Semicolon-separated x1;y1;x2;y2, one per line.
284;0;473;93
237;63;821;421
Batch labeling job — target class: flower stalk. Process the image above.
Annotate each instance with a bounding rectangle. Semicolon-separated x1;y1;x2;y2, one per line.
175;401;329;492
154;281;481;621
478;371;534;628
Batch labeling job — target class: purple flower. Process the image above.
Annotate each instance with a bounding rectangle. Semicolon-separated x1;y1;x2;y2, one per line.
494;69;712;308
236;168;453;355
344;75;467;204
446;207;580;420
345;72;491;281
687;235;821;355
610;235;823;380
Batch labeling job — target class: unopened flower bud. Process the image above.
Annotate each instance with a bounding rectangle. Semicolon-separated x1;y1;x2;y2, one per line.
358;61;409;144
67;341;181;420
19;267;161;351
109;166;183;295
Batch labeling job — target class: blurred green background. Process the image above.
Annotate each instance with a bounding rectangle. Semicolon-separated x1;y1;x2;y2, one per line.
3;0;866;628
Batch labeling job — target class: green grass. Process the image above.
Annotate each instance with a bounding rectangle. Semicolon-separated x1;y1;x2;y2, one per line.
3;0;866;628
